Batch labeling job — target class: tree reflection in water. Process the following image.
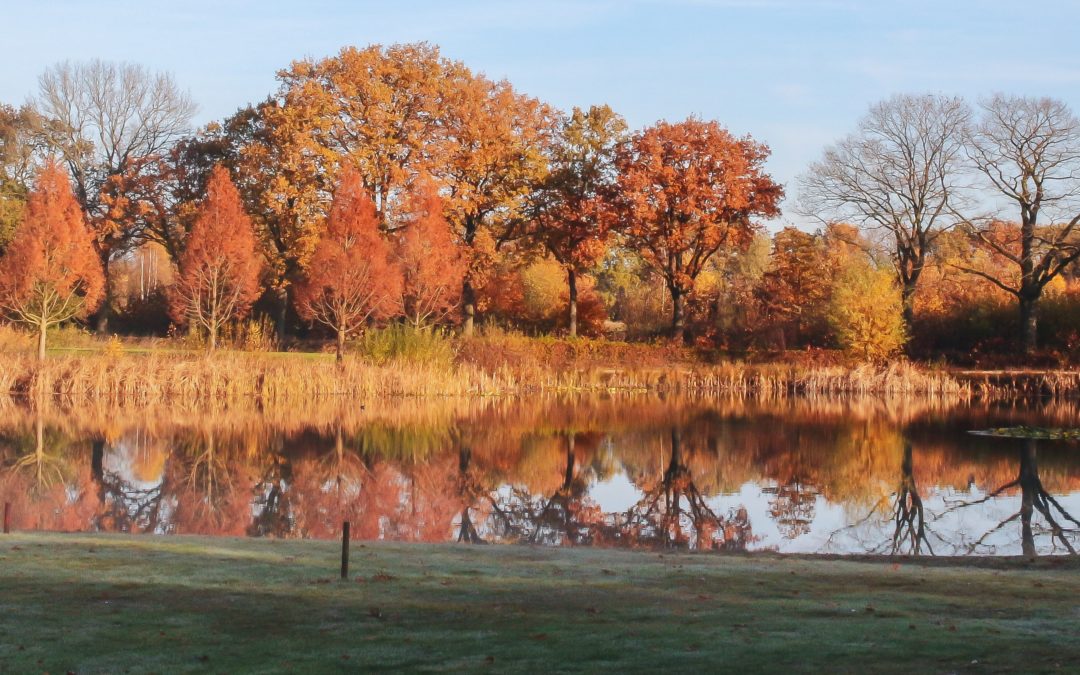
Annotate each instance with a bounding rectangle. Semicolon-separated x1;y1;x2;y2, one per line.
943;440;1079;556
1;395;1079;556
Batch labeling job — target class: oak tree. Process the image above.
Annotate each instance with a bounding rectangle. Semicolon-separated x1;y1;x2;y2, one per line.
615;117;782;339
532;105;627;337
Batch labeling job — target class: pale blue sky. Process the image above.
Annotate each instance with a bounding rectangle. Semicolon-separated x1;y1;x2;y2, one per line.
5;0;1080;226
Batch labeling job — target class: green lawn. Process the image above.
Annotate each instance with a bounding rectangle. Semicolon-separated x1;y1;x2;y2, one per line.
1;533;1078;673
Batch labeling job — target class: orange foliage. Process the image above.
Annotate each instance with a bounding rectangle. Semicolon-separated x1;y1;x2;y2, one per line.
615;118;783;337
168;165;262;352
294;168;402;360
0;163;104;358
394;177;466;328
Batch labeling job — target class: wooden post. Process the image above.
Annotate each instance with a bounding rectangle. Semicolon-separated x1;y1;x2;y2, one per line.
3;502;9;534
340;521;350;580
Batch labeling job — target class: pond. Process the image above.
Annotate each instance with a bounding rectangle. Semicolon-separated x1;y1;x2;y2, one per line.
1;395;1077;556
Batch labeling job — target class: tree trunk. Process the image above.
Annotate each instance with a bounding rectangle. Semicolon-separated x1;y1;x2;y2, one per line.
336;328;345;364
94;259;111;335
208;324;218;354
462;279;476;337
1019;292;1039;355
275;285;289;349
901;280;916;333
37;320;47;361
567;268;578;339
670;286;685;342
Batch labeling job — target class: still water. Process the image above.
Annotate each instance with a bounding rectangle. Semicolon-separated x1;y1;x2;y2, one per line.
1;395;1077;556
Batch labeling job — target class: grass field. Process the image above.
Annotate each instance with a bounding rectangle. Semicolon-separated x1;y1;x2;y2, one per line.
0;533;1078;673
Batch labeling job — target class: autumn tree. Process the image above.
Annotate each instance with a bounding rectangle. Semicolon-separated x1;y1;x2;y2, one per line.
0;163;104;359
759;227;834;348
531;105;627;337
827;260;907;362
438;74;554;335
168;166;261;353
395;177;466;328
799;94;970;328
961;95;1080;354
615;117;782;339
0;104;43;253
34;60;197;331
295;168;402;362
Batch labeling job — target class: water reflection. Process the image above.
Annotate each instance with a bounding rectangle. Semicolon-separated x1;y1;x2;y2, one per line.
0;395;1078;556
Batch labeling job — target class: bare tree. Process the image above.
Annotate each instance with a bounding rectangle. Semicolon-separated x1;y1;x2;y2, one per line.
799;94;971;328
960;95;1080;354
34;59;197;331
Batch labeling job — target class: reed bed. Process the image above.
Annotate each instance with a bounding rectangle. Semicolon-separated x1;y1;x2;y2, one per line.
0;350;977;403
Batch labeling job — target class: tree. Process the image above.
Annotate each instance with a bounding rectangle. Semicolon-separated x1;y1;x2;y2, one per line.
295;168;402;362
0;163;104;360
799;94;971;328
827;260;907;362
34;59;197;331
438;75;555;335
168;166;261;353
0;104;43;253
759;227;834;348
532;105;627;337
961;95;1080;354
615;117;782;339
395;177;466;328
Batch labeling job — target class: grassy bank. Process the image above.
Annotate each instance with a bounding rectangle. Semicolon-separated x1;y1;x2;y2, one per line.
0;533;1078;673
0;342;970;402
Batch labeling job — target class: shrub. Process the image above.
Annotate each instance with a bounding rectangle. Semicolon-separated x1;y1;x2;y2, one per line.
827;262;907;362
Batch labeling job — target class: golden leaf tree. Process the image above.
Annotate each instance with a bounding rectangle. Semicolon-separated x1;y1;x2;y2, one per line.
0;163;104;359
827;260;908;362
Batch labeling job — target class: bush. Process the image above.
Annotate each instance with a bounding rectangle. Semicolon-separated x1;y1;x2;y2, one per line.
827;262;907;362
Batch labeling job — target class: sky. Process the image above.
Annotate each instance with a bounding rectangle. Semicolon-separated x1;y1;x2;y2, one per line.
4;0;1080;227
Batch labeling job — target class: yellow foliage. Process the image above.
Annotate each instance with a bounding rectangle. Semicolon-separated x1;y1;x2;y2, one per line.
827;262;907;362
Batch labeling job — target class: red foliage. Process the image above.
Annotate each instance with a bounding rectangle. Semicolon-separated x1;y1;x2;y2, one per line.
295;167;402;358
168;165;262;351
395;177;467;327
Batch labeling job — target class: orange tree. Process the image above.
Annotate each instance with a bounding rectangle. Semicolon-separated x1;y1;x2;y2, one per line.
395;176;466;328
530;105;626;337
0;163;104;359
295;168;402;362
168;166;262;353
614;117;782;339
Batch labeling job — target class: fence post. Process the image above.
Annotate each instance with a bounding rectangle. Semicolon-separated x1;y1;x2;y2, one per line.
340;521;350;580
3;502;10;534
